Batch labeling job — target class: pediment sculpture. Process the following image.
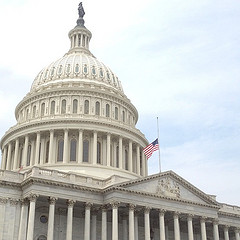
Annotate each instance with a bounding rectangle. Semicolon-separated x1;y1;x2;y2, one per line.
156;177;180;198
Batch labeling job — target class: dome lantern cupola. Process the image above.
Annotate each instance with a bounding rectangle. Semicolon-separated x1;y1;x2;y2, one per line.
68;2;92;55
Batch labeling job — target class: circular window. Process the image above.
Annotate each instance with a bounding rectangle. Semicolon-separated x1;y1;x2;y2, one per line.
40;215;48;224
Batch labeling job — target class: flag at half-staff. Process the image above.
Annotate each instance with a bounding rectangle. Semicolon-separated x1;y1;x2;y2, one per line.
143;138;159;159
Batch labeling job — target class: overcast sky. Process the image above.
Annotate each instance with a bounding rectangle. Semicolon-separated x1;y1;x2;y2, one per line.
0;0;239;206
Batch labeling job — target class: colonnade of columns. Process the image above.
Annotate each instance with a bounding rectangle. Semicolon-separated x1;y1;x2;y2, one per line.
17;196;240;240
70;32;90;49
1;129;147;176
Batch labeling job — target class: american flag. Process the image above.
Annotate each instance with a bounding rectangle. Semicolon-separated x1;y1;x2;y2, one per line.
143;139;159;159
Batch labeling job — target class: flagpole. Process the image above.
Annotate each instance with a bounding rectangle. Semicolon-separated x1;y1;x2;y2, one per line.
157;117;161;173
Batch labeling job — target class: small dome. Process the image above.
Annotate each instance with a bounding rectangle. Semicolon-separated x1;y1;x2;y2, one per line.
31;52;123;93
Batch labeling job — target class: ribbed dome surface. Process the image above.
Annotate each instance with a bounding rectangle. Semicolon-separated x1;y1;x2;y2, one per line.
31;52;123;93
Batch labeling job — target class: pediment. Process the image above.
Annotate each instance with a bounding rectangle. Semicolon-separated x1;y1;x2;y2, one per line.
115;171;218;206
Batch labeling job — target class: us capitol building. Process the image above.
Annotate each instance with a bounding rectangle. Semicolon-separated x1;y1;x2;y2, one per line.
0;3;239;240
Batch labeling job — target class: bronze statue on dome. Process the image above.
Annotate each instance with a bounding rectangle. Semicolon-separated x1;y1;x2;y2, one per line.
78;2;85;18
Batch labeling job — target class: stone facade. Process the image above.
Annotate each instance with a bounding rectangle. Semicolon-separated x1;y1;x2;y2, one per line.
0;3;239;240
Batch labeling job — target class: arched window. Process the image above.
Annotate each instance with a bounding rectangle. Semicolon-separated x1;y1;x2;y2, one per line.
50;101;55;115
41;103;45;117
116;146;119;168
106;104;110;117
27;145;31;166
70;139;77;161
125;149;128;170
122;110;125;122
61;99;66;114
32;105;36;118
84;100;89;114
45;141;49;163
95;101;100;116
73;99;78;114
83;140;89;162
97;142;101;164
115;107;118;120
57;140;64;162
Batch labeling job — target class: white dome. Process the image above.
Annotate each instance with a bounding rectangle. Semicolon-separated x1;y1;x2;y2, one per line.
31;52;124;93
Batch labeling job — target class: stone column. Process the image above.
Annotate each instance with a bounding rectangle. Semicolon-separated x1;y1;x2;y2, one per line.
1;146;7;170
26;194;38;240
22;135;29;167
142;150;146;177
111;202;119;240
66;200;76;240
63;129;69;164
107;133;111;166
101;206;107;240
173;212;180;240
48;130;54;164
134;212;139;240
93;131;97;164
159;209;166;240
84;202;92;240
34;132;41;165
122;214;128;240
91;209;97;240
224;226;229;240
13;139;19;170
144;207;151;240
200;217;207;240
213;219;219;240
76;34;79;47
119;136;123;169
128;140;133;171
78;130;83;163
129;204;135;240
18;199;29;240
187;215;194;240
235;229;240;240
6;142;12;170
145;155;148;176
136;146;140;175
47;197;58;240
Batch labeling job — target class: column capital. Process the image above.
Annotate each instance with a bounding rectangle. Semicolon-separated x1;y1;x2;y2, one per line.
28;194;39;202
144;206;151;214
64;128;69;133
187;214;194;220
67;199;76;207
224;225;230;231
235;228;240;234
85;202;93;209
200;216;207;223
158;209;166;215
110;201;120;209
128;203;136;211
20;198;29;206
0;198;8;204
212;218;219;225
9;198;20;205
173;211;181;218
100;205;108;211
48;197;58;205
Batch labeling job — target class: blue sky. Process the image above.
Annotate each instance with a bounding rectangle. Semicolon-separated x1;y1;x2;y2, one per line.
0;0;239;206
